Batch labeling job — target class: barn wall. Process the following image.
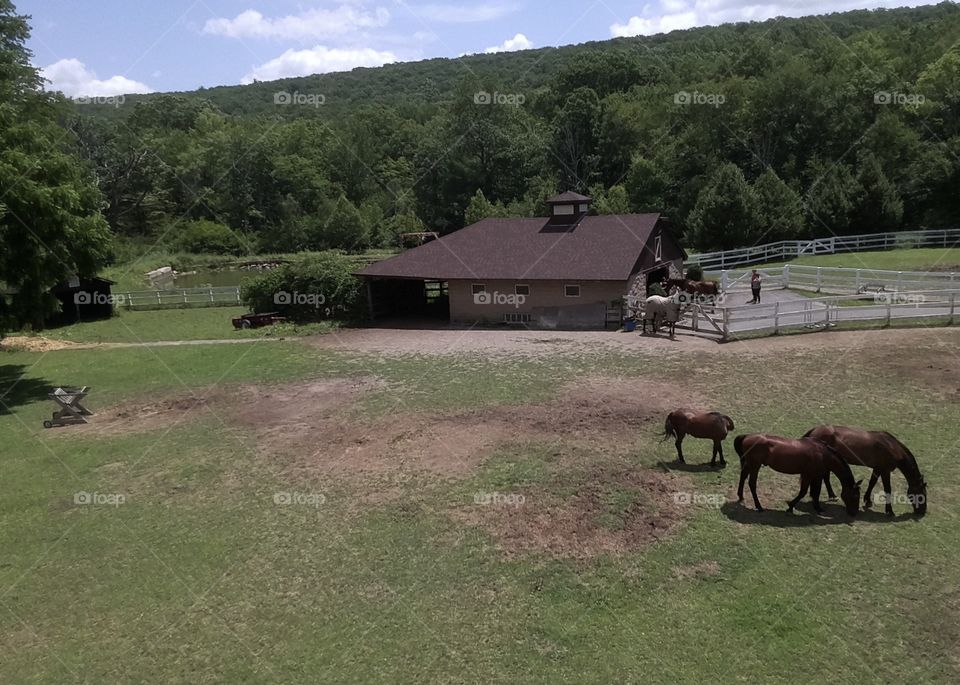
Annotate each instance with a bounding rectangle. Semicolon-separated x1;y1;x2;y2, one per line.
448;279;628;329
627;259;685;307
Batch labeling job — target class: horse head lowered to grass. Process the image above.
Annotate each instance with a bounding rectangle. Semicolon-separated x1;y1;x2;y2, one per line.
803;425;927;516
734;433;862;516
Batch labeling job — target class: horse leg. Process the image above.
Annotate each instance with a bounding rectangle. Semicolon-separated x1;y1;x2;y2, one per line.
737;464;749;502
675;433;685;463
880;470;895;516
787;476;809;513
748;469;763;512
810;478;824;513
823;473;837;500
863;470;881;509
717;440;726;468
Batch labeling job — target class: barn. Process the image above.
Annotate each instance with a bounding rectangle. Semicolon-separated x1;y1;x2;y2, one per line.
356;192;687;329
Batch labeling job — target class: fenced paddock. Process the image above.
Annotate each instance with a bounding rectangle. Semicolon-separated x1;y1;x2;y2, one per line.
719;290;959;338
118;286;242;310
715;264;959;295
687;228;960;271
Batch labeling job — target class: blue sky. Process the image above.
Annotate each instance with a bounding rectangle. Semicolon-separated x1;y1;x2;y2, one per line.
21;0;935;97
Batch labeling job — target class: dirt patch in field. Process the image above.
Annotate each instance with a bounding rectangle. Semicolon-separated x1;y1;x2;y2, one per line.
0;336;80;352
863;345;960;402
73;377;384;437
72;375;691;482
271;377;693;480
455;466;690;560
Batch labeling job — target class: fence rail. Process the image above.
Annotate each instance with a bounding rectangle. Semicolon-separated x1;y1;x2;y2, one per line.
717;264;959;295
687;228;960;271
719;290;958;338
117;286;242;310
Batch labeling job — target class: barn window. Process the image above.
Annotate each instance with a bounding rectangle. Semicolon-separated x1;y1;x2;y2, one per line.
471;283;486;294
654;234;663;262
515;284;530;296
564;284;581;298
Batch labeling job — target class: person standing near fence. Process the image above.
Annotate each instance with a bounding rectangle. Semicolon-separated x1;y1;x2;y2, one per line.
750;270;762;304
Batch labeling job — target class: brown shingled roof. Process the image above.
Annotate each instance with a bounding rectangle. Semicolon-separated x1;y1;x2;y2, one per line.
546;191;592;204
356;214;663;281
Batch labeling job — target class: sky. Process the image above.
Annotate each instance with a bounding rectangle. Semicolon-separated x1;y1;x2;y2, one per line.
20;0;938;98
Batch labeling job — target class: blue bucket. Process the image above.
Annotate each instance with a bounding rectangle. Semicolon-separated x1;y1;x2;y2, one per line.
623;320;637;332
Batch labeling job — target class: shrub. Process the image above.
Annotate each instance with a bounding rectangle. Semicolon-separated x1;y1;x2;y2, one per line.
685;264;704;281
240;252;365;322
171;220;246;256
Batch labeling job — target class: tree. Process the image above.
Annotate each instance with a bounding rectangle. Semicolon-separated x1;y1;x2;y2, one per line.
309;195;369;252
463;189;508;225
803;159;860;236
851;153;903;234
686;163;761;250
590;184;631;215
552;87;601;191
0;0;112;330
753;169;805;242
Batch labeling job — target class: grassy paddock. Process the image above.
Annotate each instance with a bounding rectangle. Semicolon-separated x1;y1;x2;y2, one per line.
2;331;959;682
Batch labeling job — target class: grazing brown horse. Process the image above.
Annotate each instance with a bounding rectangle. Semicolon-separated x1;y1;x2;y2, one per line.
803;426;927;516
734;434;862;515
663;410;735;467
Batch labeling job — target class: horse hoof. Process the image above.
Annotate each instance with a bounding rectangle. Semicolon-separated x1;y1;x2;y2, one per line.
886;510;895;517
863;500;872;509
755;506;764;512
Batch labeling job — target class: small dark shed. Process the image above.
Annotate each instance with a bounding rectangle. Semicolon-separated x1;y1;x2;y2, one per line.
51;276;117;324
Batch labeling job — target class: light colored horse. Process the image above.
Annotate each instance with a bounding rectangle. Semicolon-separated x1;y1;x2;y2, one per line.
641;293;682;336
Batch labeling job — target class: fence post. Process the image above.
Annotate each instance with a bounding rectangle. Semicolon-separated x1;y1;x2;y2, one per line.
721;270;729;291
951;293;956;324
886;296;892;326
783;264;790;289
182;290;187;304
855;269;861;293
156;290;162;305
816;267;822;293
896;271;903;292
692;305;699;331
773;302;780;334
722;307;729;340
236;287;241;304
125;293;133;310
209;288;215;303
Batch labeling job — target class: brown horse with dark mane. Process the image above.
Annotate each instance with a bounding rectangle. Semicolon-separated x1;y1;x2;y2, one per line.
803;425;927;516
663;409;735;467
666;278;721;298
734;434;862;515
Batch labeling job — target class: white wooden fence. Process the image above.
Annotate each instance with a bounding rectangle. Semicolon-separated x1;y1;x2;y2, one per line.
716;264;959;294
117;286;242;310
718;290;959;338
687;228;960;271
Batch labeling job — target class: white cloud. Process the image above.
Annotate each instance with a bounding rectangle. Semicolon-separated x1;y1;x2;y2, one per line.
484;33;534;54
610;0;915;38
40;58;153;97
242;46;398;83
415;3;515;23
204;6;390;41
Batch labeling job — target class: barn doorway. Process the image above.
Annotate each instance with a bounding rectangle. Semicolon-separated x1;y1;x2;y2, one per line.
646;266;669;291
366;278;449;322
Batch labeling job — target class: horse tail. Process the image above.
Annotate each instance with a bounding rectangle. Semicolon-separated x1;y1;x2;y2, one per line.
801;427;816;439
662;413;677;442
723;415;735;432
733;435;747;463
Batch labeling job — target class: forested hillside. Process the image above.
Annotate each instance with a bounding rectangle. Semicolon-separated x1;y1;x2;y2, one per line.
70;2;960;253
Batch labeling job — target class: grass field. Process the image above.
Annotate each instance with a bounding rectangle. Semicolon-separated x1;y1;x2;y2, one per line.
2;324;959;683
38;307;341;344
752;247;960;272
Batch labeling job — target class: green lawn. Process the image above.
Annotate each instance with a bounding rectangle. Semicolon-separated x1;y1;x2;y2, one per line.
749;247;960;272
1;332;958;682
33;307;341;344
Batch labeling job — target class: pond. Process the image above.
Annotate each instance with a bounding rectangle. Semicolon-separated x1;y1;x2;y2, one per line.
172;269;253;288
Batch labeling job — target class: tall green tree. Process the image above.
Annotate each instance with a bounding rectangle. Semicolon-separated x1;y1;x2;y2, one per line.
686;163;761;250
0;0;112;330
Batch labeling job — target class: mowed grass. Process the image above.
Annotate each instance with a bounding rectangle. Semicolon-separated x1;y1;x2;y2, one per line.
751;246;960;272
35;307;340;344
1;332;959;683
